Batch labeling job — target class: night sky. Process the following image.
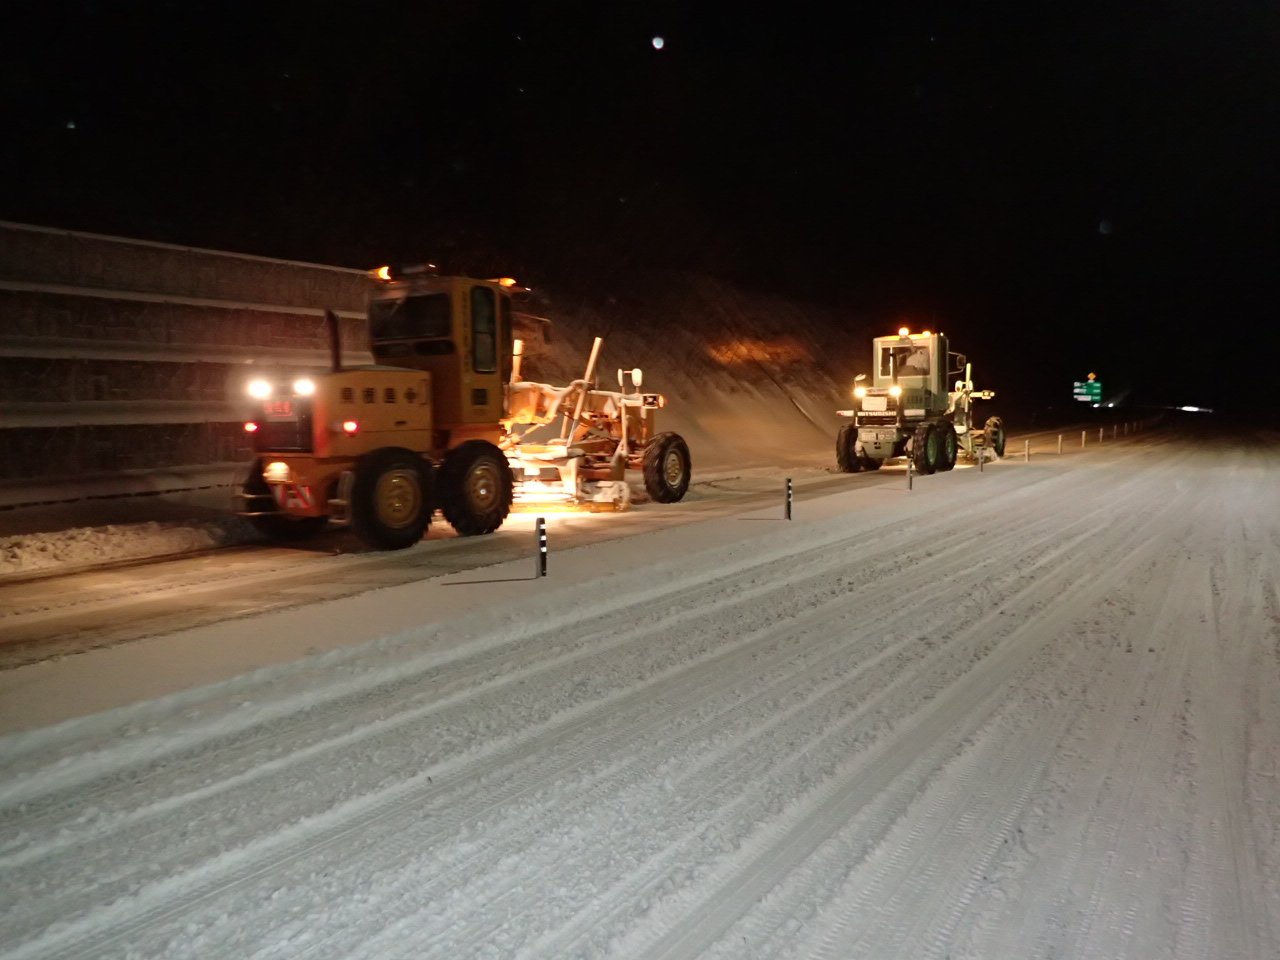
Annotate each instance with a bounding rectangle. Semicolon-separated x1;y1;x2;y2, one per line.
3;2;1276;412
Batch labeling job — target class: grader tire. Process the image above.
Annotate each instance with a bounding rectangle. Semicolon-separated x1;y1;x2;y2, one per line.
350;447;433;550
440;440;513;536
936;421;958;472
643;432;692;503
836;423;862;473
983;416;1007;459
911;422;939;475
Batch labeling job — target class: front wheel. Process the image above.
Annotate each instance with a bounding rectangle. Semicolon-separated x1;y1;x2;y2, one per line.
835;423;862;473
440;440;514;536
643;432;692;502
351;447;433;550
936;421;958;472
911;422;939;475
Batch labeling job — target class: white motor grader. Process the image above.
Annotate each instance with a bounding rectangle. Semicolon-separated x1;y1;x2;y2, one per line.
836;327;1004;474
502;336;692;510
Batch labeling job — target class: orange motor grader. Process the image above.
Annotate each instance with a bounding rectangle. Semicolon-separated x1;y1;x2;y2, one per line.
235;265;690;550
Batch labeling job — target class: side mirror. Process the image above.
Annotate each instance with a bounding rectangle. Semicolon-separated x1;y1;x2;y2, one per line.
617;368;626;387
854;373;867;383
631;368;643;388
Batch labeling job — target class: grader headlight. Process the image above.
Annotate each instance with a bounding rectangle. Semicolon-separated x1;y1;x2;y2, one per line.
247;378;272;400
292;377;317;397
888;384;903;398
853;385;867;399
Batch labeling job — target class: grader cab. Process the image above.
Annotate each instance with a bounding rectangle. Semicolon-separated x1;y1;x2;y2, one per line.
234;265;690;550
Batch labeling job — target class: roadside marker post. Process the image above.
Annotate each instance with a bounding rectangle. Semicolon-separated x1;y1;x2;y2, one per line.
535;517;547;577
785;478;793;520
1057;434;1063;455
1081;430;1087;448
1098;427;1104;443
907;458;914;489
1024;439;1030;462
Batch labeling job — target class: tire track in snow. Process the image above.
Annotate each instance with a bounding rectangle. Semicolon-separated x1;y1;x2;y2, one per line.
610;459;1196;960
529;464;1197;960
7;468;1111;960
0;442;1187;960
974;490;1211;960
3;470;1087;957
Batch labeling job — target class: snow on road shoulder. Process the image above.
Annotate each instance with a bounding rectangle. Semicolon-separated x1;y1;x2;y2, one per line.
0;517;254;579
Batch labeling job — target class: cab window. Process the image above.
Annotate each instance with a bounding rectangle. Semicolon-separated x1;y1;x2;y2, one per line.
369;293;451;340
471;286;497;374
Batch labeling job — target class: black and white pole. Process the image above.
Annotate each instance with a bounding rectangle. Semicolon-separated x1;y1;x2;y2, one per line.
535;516;547;578
907;457;914;489
785;478;793;520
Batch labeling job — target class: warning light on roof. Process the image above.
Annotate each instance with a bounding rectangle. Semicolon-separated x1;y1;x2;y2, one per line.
898;327;910;337
374;265;392;281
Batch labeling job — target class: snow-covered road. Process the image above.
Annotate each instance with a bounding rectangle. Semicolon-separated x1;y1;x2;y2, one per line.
1;427;1277;959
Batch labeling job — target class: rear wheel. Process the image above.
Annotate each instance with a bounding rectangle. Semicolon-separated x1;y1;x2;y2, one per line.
440;440;514;535
351;447;433;550
911;422;939;475
936;421;958;472
643;432;692;502
983;416;1007;458
836;423;862;473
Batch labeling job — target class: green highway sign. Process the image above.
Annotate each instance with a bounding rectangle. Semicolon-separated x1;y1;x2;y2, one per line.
1073;379;1102;403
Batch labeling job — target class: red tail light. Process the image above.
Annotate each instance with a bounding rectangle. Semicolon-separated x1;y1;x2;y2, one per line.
244;421;259;433
341;420;359;435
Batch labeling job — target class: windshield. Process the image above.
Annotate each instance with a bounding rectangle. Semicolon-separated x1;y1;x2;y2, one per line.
880;344;930;378
369;292;452;341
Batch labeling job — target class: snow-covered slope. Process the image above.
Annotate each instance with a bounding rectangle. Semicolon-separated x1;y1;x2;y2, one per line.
1;429;1276;959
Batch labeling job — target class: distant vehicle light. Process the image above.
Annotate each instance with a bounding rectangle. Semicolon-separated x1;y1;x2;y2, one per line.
853;385;867;399
888;385;903;398
341;420;360;435
293;377;317;396
247;378;272;399
244;421;259;433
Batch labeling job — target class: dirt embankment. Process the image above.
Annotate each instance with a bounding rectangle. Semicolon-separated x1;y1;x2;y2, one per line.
519;271;871;471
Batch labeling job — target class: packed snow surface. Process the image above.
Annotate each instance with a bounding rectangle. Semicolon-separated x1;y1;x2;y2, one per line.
1;430;1277;959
